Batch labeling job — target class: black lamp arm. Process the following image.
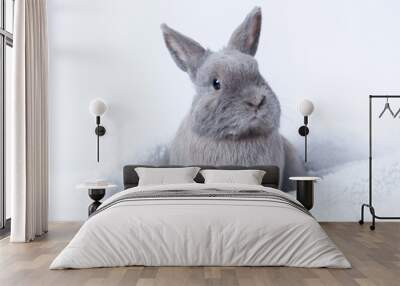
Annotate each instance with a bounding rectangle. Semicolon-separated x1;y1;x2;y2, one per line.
94;116;106;162
298;115;310;162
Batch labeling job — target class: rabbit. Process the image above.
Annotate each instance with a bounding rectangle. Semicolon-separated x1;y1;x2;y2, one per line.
161;7;306;191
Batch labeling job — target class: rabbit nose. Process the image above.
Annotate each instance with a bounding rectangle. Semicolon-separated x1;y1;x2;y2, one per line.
245;95;265;109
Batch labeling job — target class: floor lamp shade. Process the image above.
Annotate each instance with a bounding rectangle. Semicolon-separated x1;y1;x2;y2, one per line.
89;99;107;117
299;99;314;116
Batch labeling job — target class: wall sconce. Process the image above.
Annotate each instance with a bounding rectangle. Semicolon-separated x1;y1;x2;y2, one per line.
298;99;314;162
89;99;107;162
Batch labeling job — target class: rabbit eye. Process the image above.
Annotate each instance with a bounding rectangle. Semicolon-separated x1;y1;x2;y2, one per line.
212;79;221;90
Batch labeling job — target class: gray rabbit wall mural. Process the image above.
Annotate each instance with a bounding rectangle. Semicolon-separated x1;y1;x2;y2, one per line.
47;1;400;221
156;7;306;190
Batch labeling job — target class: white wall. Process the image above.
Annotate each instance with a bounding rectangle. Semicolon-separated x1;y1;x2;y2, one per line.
48;0;400;221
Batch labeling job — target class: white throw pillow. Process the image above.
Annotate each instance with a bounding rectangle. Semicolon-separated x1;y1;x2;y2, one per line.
135;167;200;186
200;169;266;185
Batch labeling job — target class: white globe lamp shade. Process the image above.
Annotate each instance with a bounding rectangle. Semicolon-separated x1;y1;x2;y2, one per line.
89;99;107;116
299;99;314;116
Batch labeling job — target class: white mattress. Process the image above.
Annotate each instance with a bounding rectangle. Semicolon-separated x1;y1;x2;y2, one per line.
50;183;350;269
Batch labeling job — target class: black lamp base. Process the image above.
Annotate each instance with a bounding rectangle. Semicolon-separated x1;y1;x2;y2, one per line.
95;126;106;136
298;126;309;136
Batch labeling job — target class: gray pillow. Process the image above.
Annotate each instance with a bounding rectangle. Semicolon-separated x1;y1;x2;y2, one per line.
200;169;266;185
135;167;200;186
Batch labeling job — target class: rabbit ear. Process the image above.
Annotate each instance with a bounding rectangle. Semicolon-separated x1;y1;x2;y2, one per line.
161;24;206;74
228;7;262;56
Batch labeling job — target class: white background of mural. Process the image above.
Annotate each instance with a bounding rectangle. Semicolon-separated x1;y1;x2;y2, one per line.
48;0;400;221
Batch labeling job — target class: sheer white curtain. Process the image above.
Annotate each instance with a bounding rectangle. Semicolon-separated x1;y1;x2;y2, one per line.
9;0;48;242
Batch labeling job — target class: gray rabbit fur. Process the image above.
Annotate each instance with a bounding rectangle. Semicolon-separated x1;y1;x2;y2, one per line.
161;7;306;191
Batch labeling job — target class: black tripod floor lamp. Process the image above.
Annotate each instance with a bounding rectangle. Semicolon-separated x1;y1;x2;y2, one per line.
359;95;400;230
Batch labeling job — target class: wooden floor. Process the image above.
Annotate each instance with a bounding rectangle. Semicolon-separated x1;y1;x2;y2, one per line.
0;222;399;286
